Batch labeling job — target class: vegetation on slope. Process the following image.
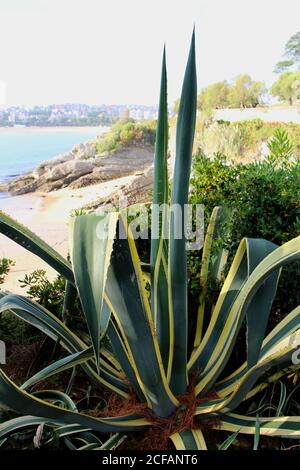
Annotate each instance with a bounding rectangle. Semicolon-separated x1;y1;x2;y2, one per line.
195;118;300;161
95;119;156;154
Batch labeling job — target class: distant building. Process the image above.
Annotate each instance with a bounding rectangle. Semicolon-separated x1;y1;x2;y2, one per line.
8;112;15;123
0;103;158;126
129;109;144;120
119;108;130;121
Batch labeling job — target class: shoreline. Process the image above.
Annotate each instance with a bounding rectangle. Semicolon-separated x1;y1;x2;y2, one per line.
0;125;109;134
0;124;155;293
0;124;116;293
0;174;136;293
0;125;110;184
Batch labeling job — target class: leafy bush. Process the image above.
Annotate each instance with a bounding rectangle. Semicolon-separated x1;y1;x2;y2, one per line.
19;270;87;335
0;311;37;346
0;258;14;285
19;271;65;316
197;75;266;111
267;128;295;164
96;119;156;154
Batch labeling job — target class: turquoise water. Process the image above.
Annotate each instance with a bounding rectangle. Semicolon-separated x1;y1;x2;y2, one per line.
0;127;105;182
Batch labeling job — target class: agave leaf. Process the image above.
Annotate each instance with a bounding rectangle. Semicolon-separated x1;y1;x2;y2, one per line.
195;236;300;395
253;414;260;450
168;29;197;394
218;430;240;450
189;238;279;377
276;381;287;416
105;215;178;417
0;416;54;440
96;433;127;450
196;330;300;414
245;239;280;368
107;321;146;402
0;294;128;396
150;46;170;372
170;429;207;450
151;46;169;210
0;294;87;350
190;237;291;394
54;423;93;438
193;206;229;350
0;211;74;282
216;305;300;398
69;213;118;368
32;390;78;411
244;365;300;403
215;413;300;438
21;348;94;390
53;425;125;450
0;368;149;433
61;428;103;450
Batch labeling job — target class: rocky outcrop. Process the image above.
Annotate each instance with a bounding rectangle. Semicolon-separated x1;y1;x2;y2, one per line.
3;141;154;196
46;160;94;182
82;165;154;212
69;147;154;189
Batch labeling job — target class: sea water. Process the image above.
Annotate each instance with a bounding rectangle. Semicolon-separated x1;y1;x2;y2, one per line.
0;127;107;184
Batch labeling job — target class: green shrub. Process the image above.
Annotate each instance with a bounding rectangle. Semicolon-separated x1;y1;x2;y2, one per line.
19;270;87;335
95;119;156;154
267;128;295;164
0;258;14;285
0;311;37;345
19;270;65;317
0;258;39;347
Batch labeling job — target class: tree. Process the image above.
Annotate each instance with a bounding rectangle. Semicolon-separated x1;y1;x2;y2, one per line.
273;60;294;74
271;71;300;105
197;76;266;111
274;31;300;73
197;81;230;111
285;31;300;65
228;74;266;108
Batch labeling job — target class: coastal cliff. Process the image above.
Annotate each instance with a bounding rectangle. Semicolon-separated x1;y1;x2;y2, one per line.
1;140;154;196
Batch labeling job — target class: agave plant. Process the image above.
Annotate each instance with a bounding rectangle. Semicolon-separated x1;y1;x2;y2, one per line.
0;32;299;450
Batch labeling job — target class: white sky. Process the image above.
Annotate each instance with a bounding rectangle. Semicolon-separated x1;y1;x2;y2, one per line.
0;0;300;106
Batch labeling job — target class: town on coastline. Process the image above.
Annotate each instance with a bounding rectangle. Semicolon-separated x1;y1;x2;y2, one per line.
0;103;160;127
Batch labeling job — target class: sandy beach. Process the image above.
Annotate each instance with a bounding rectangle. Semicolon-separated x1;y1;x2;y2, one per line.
0;174;135;293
